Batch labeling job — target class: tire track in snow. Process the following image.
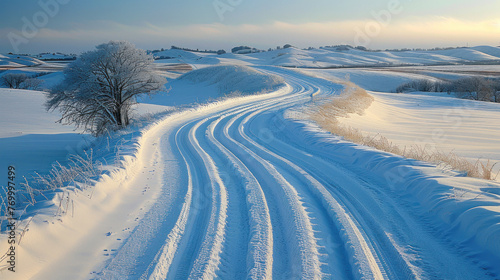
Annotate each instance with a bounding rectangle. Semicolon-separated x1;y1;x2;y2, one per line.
161;120;215;279
146;124;194;280
185;118;229;280
206;116;273;279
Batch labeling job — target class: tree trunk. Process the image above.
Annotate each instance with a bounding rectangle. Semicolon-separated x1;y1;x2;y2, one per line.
114;108;122;127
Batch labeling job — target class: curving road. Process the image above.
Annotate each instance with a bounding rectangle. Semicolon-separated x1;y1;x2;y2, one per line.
98;67;496;280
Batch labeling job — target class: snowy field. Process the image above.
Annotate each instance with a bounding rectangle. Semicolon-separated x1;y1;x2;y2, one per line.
335;91;500;176
1;47;500;279
0;89;90;186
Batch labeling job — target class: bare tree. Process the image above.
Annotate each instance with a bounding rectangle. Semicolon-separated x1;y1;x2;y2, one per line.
475;77;493;101
21;78;43;90
492;79;500;103
395;79;440;93
453;77;493;101
46;41;164;136
1;73;28;88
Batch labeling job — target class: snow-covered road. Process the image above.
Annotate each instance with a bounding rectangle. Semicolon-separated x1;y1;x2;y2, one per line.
94;68;498;279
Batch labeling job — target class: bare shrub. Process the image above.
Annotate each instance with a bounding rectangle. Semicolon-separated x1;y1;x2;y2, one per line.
396;79;454;93
1;73;27;88
454;77;494;101
20;78;43;90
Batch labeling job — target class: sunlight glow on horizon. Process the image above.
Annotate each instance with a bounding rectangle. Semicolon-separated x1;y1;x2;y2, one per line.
1;0;499;53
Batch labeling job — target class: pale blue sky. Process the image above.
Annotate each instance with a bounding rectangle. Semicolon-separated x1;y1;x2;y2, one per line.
1;0;499;53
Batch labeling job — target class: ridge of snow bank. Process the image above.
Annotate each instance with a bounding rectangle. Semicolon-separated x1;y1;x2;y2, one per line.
178;65;286;96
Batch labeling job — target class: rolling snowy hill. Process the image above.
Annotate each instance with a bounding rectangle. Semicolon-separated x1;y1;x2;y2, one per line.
0;54;43;68
148;46;500;69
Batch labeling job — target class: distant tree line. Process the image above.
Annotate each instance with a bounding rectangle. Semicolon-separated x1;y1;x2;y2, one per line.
318;45;467;52
396;77;500;103
320;45;369;51
231;44;295;54
170;46;219;54
231;46;261;54
149;46;227;56
145;44;469;56
382;47;464;52
39;57;77;61
7;52;31;56
36;52;77;61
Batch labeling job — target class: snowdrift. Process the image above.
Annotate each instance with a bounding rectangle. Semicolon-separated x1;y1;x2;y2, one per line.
178;65;286;95
140;65;286;107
